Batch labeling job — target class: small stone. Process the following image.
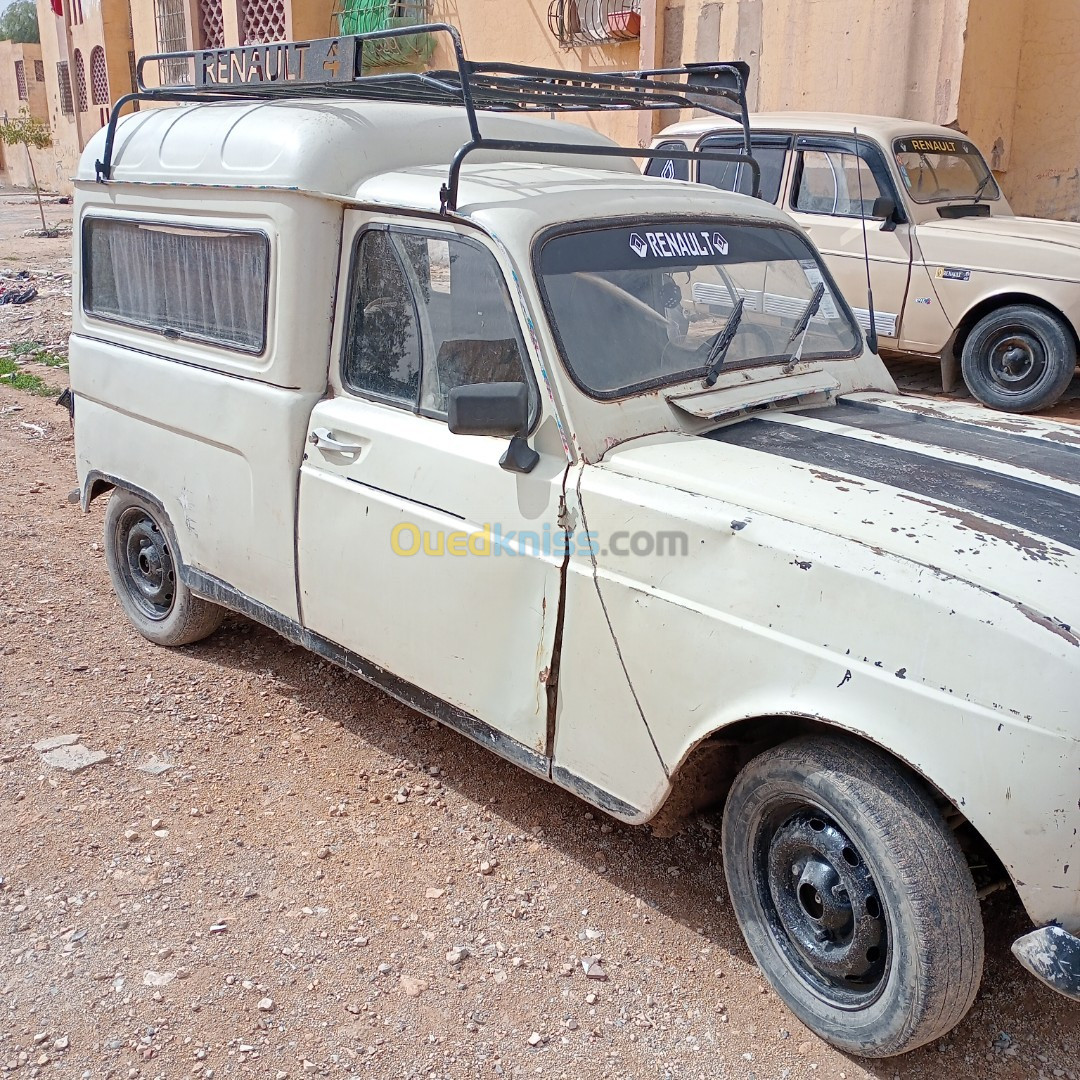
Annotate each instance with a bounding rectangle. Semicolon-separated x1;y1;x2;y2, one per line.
42;744;110;772
446;947;468;966
238;1044;254;1053
53;1037;69;1052
479;861;494;875
208;923;228;933
559;964;574;977
143;971;176;987
124;828;140;841
585;992;597;1005
400;975;428;998
275;1073;289;1080
582;928;602;941
32;1033;48;1045
581;956;607;980
377;963;393;975
153;829;169;838
32;734;80;752
316;846;331;860
527;1033;544;1047
138;756;173;776
257;997;274;1012
301;1060;317;1073
425;888;445;899
565;1018;579;1031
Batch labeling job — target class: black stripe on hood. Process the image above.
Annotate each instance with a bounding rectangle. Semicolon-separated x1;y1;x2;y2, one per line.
800;399;1080;486
707;417;1080;556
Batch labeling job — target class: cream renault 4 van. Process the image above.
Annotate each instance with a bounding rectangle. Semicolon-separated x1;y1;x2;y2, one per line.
650;113;1080;413
69;28;1080;1058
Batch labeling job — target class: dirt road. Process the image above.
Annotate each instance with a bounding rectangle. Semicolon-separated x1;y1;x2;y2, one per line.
1;198;1078;1080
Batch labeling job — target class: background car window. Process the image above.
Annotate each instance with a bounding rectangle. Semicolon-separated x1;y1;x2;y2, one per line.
698;138;788;203
342;231;421;404
793;150;883;217
644;140;690;181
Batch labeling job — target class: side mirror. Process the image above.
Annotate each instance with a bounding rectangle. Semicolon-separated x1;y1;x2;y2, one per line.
871;195;899;231
448;382;529;437
447;382;539;474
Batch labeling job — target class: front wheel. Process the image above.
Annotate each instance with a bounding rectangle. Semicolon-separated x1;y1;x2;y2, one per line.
104;490;225;647
960;304;1076;412
721;735;983;1057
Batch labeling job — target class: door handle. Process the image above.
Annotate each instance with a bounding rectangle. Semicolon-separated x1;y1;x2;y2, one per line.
310;427;364;454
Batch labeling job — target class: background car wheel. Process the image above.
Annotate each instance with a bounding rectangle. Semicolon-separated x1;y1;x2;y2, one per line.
721;735;983;1057
104;490;225;647
960;304;1076;413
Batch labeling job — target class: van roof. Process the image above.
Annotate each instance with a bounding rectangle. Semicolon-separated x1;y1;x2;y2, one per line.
77;98;639;199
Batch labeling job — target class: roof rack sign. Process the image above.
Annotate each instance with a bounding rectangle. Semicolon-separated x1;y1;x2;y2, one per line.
101;23;761;212
195;37;360;87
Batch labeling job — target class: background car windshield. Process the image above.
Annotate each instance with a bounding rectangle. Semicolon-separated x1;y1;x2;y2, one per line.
537;221;861;397
893;136;1000;203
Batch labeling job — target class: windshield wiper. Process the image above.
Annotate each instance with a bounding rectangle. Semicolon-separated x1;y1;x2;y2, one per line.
780;282;826;373
970;171;994;202
701;296;745;387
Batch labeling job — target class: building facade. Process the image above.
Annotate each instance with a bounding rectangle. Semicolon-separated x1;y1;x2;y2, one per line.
21;0;1080;218
0;40;51;188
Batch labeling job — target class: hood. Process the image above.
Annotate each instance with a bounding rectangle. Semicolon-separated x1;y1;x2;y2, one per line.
917;214;1080;282
601;391;1080;641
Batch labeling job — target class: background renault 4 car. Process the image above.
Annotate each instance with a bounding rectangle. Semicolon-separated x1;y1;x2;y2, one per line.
650;113;1080;414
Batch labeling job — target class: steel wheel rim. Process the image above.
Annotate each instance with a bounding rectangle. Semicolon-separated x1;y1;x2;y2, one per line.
755;803;890;1009
114;507;176;621
986;329;1048;393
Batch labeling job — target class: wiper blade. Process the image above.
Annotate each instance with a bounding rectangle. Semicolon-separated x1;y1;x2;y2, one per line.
701;296;745;387
780;282;826;373
970;171;993;202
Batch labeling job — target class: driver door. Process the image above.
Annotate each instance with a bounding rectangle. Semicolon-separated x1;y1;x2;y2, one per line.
295;214;567;767
786;136;913;349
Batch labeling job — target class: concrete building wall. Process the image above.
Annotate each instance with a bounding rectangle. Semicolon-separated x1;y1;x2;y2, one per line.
0;42;56;189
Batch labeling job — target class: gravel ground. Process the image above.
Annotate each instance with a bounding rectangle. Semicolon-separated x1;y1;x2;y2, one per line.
1;197;1078;1080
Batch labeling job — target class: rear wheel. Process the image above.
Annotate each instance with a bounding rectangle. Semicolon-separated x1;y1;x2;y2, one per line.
104;490;225;646
960;304;1076;412
721;735;983;1057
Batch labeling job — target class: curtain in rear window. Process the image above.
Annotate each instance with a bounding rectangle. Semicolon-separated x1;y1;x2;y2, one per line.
84;219;269;353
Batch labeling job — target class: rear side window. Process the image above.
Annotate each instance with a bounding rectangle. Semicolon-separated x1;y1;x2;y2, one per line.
698;136;790;203
83;219;269;353
644;141;690;181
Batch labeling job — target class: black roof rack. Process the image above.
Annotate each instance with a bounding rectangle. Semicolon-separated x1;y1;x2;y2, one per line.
96;23;759;211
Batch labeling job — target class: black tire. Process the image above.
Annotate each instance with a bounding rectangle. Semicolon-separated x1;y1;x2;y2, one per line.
960;304;1076;413
721;735;983;1057
103;490;225;647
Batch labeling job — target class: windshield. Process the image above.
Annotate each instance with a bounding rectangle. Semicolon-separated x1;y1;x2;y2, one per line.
893;136;1000;204
536;220;861;398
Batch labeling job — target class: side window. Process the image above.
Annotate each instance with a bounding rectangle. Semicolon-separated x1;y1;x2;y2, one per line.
644;141;689;181
342;231;421;403
698;138;789;203
342;229;535;422
83;218;269;353
793;149;884;217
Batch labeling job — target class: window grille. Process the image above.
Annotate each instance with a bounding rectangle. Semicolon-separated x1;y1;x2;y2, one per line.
241;0;286;45
199;0;225;48
34;60;45;81
73;48;88;111
154;0;191;85
57;61;74;115
90;46;109;105
14;60;27;100
547;0;641;48
332;0;433;67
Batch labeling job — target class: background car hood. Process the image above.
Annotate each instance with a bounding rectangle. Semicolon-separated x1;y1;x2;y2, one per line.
917;215;1080;281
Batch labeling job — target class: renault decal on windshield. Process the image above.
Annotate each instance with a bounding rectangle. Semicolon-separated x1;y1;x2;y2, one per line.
626;229;728;261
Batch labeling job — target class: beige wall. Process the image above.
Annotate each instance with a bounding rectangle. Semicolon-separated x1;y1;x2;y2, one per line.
0;42;56;189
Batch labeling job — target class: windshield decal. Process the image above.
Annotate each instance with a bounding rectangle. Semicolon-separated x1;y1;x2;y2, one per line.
895;136;978;156
629;229;728;260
